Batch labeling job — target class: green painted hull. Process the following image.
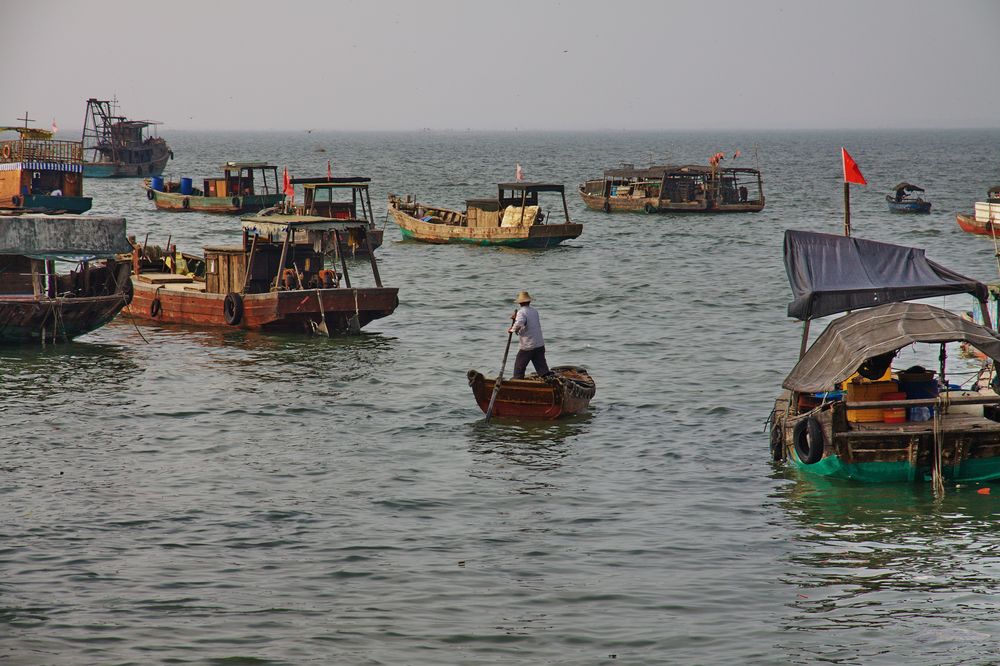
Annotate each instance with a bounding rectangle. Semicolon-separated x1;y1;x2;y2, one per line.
398;227;574;248
791;450;1000;483
18;194;92;214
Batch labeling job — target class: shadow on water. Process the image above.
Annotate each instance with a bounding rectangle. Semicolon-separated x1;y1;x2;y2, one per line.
770;471;1000;662
0;341;140;398
465;415;593;475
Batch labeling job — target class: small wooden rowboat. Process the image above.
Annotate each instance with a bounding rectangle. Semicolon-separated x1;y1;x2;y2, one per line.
467;366;596;419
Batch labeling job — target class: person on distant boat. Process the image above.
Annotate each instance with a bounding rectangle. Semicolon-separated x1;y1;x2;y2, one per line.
508;290;551;379
739;185;748;203
895;188;905;203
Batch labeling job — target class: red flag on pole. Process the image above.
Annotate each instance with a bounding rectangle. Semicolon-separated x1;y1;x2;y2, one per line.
841;148;867;185
50;118;58;134
327;160;332;180
282;167;294;199
515;163;524;182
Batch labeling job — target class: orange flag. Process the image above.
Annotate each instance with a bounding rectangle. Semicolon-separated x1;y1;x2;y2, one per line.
282;167;294;198
841;148;867;185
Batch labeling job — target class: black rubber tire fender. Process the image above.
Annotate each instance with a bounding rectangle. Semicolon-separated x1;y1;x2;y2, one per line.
121;278;134;305
793;416;825;464
147;188;155;200
602;201;611;213
182;197;190;210
150;297;162;317
644;203;657;214
224;292;244;325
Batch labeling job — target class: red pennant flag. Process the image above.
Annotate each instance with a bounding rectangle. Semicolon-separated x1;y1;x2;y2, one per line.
282;167;294;198
842;148;867;185
515;163;524;182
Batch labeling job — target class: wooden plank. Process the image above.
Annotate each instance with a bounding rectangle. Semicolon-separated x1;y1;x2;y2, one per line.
137;272;193;284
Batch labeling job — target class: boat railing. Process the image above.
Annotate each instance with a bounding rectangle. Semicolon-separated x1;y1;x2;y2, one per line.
845;394;1000;410
0;139;83;164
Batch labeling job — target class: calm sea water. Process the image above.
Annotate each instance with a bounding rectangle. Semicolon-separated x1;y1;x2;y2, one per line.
3;129;1000;664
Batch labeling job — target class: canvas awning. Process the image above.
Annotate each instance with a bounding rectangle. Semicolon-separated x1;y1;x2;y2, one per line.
783;302;1000;392
242;217;369;236
784;230;987;321
893;182;924;193
0;215;130;260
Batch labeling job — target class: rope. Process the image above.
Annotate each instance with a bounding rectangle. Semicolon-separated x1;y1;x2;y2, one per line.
932;397;945;497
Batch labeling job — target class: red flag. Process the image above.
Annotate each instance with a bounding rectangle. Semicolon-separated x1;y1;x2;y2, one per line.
732;149;741;160
327;160;332;180
282;167;294;198
50;118;58;134
515;163;524;182
841;148;867;185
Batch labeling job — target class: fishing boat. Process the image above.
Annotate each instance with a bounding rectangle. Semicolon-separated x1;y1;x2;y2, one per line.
956;185;1000;236
467;366;596;419
242;176;383;255
125;217;397;335
885;182;931;213
82;98;172;178
143;162;284;213
579;163;764;214
0;215;133;343
388;182;582;248
0;121;91;214
769;230;1000;485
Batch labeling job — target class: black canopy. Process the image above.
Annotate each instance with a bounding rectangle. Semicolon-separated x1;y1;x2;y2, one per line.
893;182;924;193
783;302;1000;392
784;230;987;321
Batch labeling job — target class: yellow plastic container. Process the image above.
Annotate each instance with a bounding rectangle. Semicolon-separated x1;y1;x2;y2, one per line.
846;379;898;423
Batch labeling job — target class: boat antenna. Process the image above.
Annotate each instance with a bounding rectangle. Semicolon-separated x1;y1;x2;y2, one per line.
17;112;34;129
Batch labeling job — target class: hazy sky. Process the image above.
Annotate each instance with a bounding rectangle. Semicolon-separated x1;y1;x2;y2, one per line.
3;0;998;132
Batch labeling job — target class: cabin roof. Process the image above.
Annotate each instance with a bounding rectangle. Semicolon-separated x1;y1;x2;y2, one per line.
601;164;761;178
0;215;130;259
497;182;565;193
291;176;371;187
782;303;1000;393
783;229;986;321
241;217;372;233
221;161;277;170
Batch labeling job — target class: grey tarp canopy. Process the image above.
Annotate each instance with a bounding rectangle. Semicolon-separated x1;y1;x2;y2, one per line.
0;215;130;260
783;302;1000;393
893;182;924;193
784;230;988;321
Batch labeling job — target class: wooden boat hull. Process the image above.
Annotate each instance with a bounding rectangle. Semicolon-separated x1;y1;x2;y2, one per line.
0;294;128;343
126;278;399;333
771;392;1000;483
885;196;931;213
578;186;764;214
467;366;596;419
85;142;171;178
957;212;998;236
390;208;581;248
147;187;284;214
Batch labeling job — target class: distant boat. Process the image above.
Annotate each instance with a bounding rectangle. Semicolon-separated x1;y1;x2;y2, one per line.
956;185;1000;236
886;182;931;213
144;162;285;213
82;98;172;178
0;215;133;343
579;163;765;214
467;366;596;419
0;124;91;214
388;182;582;248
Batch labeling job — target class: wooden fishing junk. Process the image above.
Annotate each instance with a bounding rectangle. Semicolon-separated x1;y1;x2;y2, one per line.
82;98;172;178
144;162;284;213
579;163;764;214
467;366;596;419
126;217;397;335
956;185;1000;236
0;121;91;214
0;215;132;343
242;176;383;255
770;230;1000;485
388;183;582;248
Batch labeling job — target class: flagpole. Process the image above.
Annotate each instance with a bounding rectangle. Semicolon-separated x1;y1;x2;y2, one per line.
843;181;851;237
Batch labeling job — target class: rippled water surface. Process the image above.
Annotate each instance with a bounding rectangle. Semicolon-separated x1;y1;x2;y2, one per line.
3;130;1000;664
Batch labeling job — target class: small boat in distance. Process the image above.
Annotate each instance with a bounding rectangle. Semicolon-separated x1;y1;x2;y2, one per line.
82;98;172;178
467;366;596;419
0;122;91;214
242;176;383;255
144;162;285;213
579;163;764;214
0;215;133;343
956;185;1000;236
125;217;397;335
388;182;582;248
886;182;931;213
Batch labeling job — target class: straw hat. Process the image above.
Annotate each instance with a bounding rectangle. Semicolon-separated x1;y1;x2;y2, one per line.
514;290;532;304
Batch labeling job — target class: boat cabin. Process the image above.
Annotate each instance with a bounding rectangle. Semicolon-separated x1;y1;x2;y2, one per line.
580;163;764;213
469;182;571;228
289;176;375;222
0;126;90;213
201;162;278;198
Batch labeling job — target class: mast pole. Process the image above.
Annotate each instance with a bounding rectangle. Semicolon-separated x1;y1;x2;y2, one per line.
843;182;851;237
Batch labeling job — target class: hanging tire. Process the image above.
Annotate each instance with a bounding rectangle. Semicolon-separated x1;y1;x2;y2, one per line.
121;278;134;305
182;197;190;210
150;298;162;317
644;203;657;214
793;416;825;464
11;195;20;207
223;292;244;325
147;189;154;200
231;196;240;208
602;201;611;213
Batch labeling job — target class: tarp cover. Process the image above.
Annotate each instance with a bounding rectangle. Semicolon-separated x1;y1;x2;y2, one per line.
784;230;987;320
0;215;130;259
783;302;1000;392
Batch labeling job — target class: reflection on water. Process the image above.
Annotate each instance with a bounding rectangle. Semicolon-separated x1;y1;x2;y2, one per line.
0;341;140;399
773;471;1000;662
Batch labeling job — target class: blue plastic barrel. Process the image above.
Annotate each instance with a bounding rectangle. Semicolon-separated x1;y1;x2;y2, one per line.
179;177;193;195
899;378;938;420
151;176;164;192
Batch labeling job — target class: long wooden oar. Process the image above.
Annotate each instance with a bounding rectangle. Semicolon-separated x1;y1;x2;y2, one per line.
485;312;517;421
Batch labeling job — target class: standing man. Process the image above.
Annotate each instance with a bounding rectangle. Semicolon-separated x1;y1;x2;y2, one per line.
509;290;550;379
